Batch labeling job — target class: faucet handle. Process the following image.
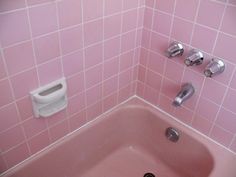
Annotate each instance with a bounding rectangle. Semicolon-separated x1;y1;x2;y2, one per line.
204;58;225;77
165;42;184;58
185;49;204;66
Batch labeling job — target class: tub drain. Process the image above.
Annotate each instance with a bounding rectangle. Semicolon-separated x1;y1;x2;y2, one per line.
143;173;155;177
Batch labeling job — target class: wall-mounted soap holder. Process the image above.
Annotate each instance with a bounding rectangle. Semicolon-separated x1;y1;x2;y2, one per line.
30;78;67;118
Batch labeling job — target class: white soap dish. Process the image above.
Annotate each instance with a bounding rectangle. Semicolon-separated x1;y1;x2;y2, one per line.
30;78;67;118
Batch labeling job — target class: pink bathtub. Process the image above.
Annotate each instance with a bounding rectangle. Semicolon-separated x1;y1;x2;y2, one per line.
1;97;236;177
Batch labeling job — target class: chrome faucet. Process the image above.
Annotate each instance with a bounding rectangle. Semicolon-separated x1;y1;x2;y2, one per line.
172;83;195;107
165;42;184;58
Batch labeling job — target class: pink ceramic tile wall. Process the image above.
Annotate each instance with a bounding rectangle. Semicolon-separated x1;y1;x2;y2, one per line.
0;0;144;172
137;0;236;153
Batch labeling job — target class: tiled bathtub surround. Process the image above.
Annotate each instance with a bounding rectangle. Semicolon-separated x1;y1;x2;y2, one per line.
137;0;236;153
1;0;236;174
0;0;144;172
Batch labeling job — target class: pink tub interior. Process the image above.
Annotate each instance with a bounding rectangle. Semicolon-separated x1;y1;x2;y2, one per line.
1;97;236;177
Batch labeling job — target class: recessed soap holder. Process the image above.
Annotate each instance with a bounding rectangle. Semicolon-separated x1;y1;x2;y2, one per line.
30;78;68;118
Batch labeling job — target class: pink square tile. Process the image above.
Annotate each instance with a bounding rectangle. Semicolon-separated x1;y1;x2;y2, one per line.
142;29;151;49
216;107;236;134
143;85;159;105
197;0;225;29
150;32;169;54
158;94;175;115
104;0;122;15
34;33;60;64
27;0;54;6
160;78;180;99
3;143;30;168
46;110;67;127
104;14;122;39
0;10;30;47
67;92;85;116
0;103;19;132
143;8;153;29
155;0;175;13
230;137;236;153
62;50;84;77
210;125;234;147
67;72;84;97
58;0;82;29
153;11;172;36
0;54;7;80
121;31;136;53
49;120;69;142
37;59;62;85
82;0;103;22
192;115;212;135
22;117;47;139
214;33;236;63
174;106;193;125
84;19;103;46
0;155;7;173
182;68;204;95
29;3;57;37
85;43;103;69
28;130;50;154
86;101;103;121
103;92;117;112
139;48;148;66
138;65;146;83
119;69;132;89
171;17;194;44
145;0;155;7
164;60;184;83
0;125;25;152
223;88;236;114
191;25;217;53
136;81;145;97
120;51;134;72
228;0;236;5
175;0;199;21
4;41;35;75
221;6;236;36
103;76;118;97
145;69;162;91
122;9;138;33
69;110;86;131
0;0;26;13
0;79;13;107
104;37;120;60
103;57;119;80
11;69;38;99
196;97;219;122
60;26;83;55
123;0;139;10
201;79;227;105
85;64;102;89
86;84;102;106
118;84;132;103
230;70;236;90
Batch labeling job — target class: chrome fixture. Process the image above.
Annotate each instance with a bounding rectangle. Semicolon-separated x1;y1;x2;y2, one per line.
185;49;204;66
172;83;195;107
165;127;180;142
165;41;184;58
204;58;225;77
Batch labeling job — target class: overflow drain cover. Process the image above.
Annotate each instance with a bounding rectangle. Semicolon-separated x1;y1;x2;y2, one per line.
143;173;155;177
